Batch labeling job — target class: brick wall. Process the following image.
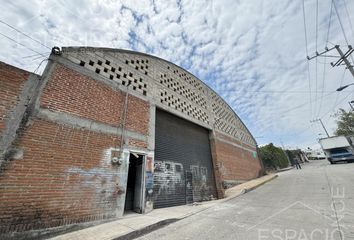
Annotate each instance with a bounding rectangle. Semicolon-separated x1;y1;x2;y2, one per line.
40;64;149;135
0;60;151;236
0;62;29;134
212;132;262;184
0;119;124;233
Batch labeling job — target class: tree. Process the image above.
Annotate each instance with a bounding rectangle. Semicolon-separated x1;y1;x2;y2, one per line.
285;150;295;165
335;108;354;136
259;143;289;170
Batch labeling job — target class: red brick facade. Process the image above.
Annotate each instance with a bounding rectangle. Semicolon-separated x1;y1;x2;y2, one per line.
212;132;262;183
0;120;123;233
0;61;150;236
0;62;30;133
40;64;149;135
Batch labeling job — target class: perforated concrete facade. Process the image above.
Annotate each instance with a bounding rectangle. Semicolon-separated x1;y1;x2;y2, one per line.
62;47;256;147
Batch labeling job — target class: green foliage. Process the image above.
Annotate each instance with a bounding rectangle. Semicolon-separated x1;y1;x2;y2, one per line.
259;143;289;170
335;108;354;136
285;150;295;165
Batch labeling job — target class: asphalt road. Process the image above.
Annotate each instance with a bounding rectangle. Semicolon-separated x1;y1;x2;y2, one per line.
137;160;354;240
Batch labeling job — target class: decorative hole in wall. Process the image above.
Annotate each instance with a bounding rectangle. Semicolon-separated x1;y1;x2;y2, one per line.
72;52;149;97
65;50;255;145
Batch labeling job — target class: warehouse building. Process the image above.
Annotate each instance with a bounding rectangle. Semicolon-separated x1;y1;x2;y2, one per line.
0;47;262;237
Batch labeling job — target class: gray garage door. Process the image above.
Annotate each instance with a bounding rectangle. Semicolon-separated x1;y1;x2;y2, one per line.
153;109;217;208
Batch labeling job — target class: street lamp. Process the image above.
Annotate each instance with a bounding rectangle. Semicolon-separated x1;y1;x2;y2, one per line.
336;83;354;91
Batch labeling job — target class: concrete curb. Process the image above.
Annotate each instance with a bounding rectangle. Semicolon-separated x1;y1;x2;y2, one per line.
244;174;278;193
116;174;279;240
277;167;294;172
48;174;279;240
223;174;278;200
113;219;179;240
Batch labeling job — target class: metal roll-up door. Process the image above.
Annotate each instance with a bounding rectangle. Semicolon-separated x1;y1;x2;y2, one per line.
153;109;217;208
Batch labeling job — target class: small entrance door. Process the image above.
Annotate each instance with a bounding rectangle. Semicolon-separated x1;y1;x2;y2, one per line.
124;153;145;213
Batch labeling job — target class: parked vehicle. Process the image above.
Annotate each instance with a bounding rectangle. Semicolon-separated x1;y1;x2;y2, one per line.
319;136;354;164
304;149;326;160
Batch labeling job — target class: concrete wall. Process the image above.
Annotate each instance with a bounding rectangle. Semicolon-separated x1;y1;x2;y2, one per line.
0;62;40;165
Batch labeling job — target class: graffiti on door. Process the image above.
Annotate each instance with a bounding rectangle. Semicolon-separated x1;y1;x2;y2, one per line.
153;161;214;205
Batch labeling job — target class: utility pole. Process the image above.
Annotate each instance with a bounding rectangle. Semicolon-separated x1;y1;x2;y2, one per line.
349;101;354;111
310;119;330;137
332;45;354;78
307;45;354;78
280;139;291;166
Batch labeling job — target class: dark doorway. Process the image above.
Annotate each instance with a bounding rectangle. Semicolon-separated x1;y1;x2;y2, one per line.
124;153;144;213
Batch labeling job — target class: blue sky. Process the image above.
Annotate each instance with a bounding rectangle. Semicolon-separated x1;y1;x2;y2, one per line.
1;0;354;149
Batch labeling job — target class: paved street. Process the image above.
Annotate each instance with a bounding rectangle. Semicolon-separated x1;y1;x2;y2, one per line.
137;161;354;240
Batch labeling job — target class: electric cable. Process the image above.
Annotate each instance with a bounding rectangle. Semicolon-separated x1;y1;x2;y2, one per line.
302;0;313;121
0;19;51;50
343;0;354;42
0;32;47;57
315;0;319;116
332;0;354;63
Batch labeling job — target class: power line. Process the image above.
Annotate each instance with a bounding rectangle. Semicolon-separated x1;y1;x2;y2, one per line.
302;0;310;57
34;58;49;74
322;89;352;119
0;19;51;50
310;118;329;137
315;0;319;116
0;32;47;57
333;68;347;110
317;0;334;118
31;54;49;62
332;0;354;63
302;0;313;121
22;52;51;59
280;91;336;115
317;54;327;118
343;0;354;41
322;90;353;137
315;0;319;52
332;0;349;44
325;0;334;48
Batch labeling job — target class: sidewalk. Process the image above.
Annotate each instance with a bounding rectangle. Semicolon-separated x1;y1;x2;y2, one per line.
276;166;294;172
49;174;278;240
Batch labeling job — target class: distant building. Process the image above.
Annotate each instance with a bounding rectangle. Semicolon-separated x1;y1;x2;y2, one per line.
305;149;326;160
0;47;262;237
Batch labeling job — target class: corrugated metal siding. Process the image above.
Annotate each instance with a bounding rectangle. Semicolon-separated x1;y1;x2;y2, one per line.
154;109;217;208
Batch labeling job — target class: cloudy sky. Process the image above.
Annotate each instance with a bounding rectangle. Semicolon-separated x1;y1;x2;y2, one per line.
1;0;354;149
